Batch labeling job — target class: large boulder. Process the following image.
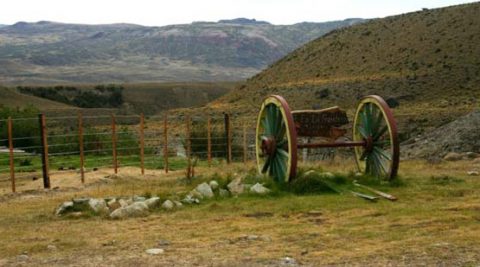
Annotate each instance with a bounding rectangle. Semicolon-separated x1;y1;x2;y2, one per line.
227;177;244;195
161;200;174;210
144;197;161;209
250;183;270;194
195;182;214;198
110;202;149;219
88;198;109;214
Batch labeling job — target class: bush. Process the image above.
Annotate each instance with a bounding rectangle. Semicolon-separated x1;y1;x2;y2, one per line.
0;105;41;152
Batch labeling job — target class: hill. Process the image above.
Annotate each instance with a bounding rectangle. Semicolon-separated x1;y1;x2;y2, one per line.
0;18;363;85
206;3;480;139
0;82;236;115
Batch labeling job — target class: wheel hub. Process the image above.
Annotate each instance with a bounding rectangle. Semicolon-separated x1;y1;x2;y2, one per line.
364;136;374;153
261;137;276;156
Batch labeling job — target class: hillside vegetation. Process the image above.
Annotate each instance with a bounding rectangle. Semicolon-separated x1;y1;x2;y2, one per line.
0;18;362;85
208;3;480;139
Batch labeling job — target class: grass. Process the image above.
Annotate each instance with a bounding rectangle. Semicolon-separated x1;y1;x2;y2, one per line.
0;159;479;265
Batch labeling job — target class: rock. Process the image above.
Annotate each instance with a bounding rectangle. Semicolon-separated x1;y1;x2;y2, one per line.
227;177;244;195
145;248;164;255
219;189;230;197
118;199;129;207
109;202;149;219
209;180;219;190
47;244;57;250
195;182;214;198
280;256;297;266
107;199;121;211
88;198;108;214
173;201;183;208
189;190;204;200
133;196;146;202
161;200;174;210
16;254;29;262
182;195;200;204
157;239;171;246
126;198;134;205
144;197;161;209
72;198;89;205
250;183;270;194
55;201;74;216
444;152;462;161
465;152;479;159
467;171;479;176
322;172;335;179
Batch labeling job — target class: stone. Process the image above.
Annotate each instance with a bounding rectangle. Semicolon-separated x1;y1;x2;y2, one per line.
280;256;297;266
144;197;161;209
161;200;174;210
133;196;146;202
16;254;29;262
444;152;462;161
189;190;204;200
157;239;171;246
72;198;89;205
322;172;335;179
195;182;214;198
47;244;57;251
182;195;200;204
219;189;230;197
173;201;183;208
88;198;108;214
227;177;244;195
209;180;219;190
465;152;479;159
467;171;479;176
145;248;164;255
107;198;117;208
55;201;74;216
250;183;270;194
109;202;149;219
118;199;129;207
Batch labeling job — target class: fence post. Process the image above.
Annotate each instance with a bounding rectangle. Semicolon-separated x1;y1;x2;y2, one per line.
78;113;85;183
224;113;231;164
186;115;192;176
38;114;50;189
7;117;15;193
139;113;145;175
243;124;247;164
207;116;212;167
111;114;118;174
163;114;168;173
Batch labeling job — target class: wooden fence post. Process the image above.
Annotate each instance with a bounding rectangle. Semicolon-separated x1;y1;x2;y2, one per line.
111;114;118;174
139;113;145;175
224;113;231;164
78;113;85;183
163;114;168;173
243;124;247;164
207;117;212;167
186;115;192;176
7;117;15;193
38;114;50;189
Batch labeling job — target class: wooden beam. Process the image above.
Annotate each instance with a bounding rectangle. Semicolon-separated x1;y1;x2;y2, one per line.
139;113;145;175
38;114;50;189
111;114;118;174
78;113;85;183
7;117;15;193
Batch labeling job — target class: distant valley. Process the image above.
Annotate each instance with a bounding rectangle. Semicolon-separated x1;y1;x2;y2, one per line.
0;18;363;85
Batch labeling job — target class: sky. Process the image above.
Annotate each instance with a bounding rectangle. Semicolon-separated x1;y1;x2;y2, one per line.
0;0;478;26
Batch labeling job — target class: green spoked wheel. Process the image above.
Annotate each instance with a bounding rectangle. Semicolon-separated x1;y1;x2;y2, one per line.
353;95;400;180
256;95;297;182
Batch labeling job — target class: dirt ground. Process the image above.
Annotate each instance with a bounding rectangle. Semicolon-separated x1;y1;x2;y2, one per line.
0;160;479;266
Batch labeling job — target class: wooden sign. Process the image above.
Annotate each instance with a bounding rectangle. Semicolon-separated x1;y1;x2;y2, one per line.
292;106;349;138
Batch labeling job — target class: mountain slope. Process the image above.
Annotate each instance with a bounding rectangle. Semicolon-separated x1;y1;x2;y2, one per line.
0;18;363;85
210;3;480;138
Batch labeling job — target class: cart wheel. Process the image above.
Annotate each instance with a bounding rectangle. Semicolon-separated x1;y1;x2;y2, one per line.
256;95;297;182
353;95;399;180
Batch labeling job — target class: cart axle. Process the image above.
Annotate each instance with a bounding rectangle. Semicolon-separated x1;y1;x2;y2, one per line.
297;140;366;149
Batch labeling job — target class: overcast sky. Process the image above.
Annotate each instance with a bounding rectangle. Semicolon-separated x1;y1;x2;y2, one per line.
0;0;477;26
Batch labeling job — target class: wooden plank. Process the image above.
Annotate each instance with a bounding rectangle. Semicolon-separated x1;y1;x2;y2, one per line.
7;117;15;193
207;117;212;167
292;107;349;138
78;113;85;183
139;113;145;175
353;182;398;201
111;114;118;174
38;114;50;189
224;113;231;164
349;190;378;201
243;124;247;164
186;115;191;172
163;114;169;173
